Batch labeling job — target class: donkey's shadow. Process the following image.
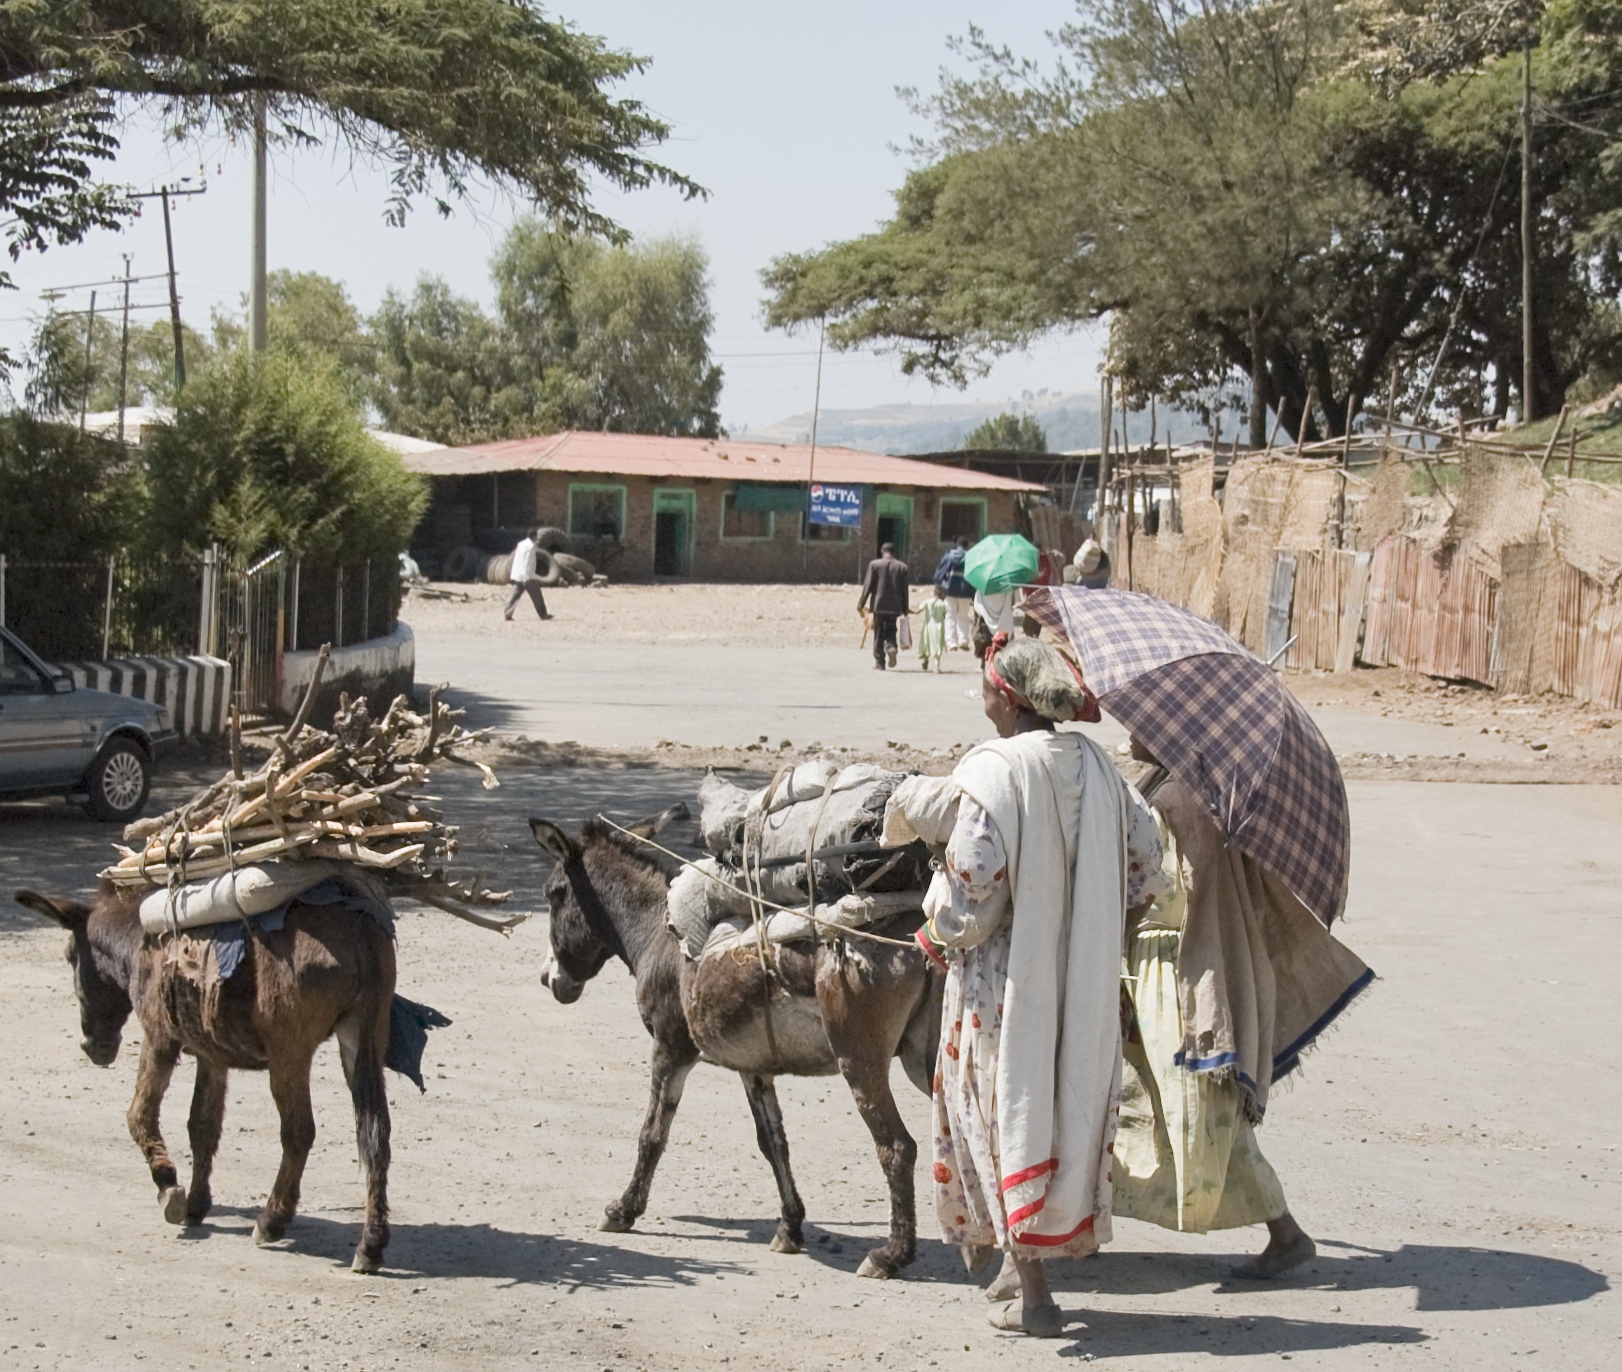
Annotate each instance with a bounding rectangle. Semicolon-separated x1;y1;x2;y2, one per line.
177;1206;743;1290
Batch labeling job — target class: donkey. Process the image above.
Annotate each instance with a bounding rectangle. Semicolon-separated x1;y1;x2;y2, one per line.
15;885;395;1273
530;807;943;1279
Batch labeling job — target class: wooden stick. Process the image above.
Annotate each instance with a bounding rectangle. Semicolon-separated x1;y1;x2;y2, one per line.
276;642;330;764
1539;405;1569;476
392;883;529;935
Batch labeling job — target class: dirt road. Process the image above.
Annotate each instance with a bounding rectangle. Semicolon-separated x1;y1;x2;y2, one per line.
0;586;1617;1369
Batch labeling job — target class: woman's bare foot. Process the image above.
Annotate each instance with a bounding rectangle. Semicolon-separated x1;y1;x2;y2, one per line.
985;1252;1022;1301
1232;1214;1316;1279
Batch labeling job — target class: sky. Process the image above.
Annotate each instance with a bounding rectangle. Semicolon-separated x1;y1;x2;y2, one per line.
0;2;1105;433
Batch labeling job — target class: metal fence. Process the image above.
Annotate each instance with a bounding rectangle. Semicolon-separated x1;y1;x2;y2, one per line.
0;553;204;662
2;547;403;716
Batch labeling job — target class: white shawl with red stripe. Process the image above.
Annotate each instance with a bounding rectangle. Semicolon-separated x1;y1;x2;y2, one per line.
953;730;1128;1252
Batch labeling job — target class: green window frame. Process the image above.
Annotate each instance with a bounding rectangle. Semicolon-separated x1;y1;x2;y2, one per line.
939;497;987;544
720;492;775;540
567;483;627;539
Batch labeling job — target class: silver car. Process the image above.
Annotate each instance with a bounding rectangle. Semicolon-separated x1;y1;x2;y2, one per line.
0;625;179;822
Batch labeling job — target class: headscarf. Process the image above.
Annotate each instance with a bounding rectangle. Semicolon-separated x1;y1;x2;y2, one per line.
984;633;1102;724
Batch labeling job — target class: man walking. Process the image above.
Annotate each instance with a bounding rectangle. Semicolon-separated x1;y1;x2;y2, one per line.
933;534;975;651
503;528;552;621
858;541;910;670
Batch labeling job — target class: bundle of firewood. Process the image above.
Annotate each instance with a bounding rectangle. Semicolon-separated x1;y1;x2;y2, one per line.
101;651;522;934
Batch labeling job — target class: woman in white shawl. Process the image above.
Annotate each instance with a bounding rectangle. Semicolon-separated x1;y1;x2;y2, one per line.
889;634;1164;1338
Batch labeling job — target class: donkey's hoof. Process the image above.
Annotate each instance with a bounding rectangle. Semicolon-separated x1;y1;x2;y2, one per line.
351;1249;383;1275
599;1209;634;1234
856;1253;896;1280
159;1186;187;1226
770;1228;804;1255
253;1215;286;1246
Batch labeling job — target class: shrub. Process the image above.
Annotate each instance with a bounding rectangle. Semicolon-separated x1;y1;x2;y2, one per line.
143;349;426;563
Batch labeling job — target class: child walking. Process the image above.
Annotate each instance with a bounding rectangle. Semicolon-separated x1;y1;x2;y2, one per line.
918;584;949;672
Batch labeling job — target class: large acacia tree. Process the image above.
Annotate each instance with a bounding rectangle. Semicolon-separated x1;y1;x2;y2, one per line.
764;0;1622;438
0;0;699;362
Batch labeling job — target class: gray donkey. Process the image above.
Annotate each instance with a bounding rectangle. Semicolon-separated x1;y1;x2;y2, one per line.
530;806;942;1279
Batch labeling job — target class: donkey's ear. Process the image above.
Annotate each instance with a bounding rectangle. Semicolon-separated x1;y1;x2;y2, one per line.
627;801;690;840
14;890;89;928
528;819;580;864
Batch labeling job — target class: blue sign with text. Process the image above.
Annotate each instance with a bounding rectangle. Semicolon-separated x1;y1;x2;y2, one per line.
808;482;863;527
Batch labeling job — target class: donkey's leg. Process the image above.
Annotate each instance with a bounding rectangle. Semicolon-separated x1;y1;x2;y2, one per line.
603;1043;697;1233
126;1034;186;1225
336;1005;392;1273
842;1061;918;1279
740;1073;807;1254
820;955;924;1279
254;1049;318;1246
183;1058;229;1224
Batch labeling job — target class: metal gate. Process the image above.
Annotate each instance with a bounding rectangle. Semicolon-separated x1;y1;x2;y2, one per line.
204;548;286;717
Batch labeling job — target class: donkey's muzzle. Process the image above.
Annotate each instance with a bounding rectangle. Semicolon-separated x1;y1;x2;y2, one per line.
540;954;583;1005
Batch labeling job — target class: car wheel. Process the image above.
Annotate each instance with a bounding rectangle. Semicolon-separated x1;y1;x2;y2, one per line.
83;738;150;823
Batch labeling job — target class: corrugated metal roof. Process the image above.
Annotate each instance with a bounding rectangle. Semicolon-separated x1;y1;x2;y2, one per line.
401;430;1047;493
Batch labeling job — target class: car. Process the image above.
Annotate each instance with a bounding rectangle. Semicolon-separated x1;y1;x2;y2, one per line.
0;624;179;822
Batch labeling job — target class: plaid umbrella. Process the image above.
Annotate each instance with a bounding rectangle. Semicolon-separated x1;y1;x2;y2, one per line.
1024;586;1349;925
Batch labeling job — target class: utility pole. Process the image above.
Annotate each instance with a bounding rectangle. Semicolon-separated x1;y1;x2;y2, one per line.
79;289;97;432
802;317;825;583
1521;41;1536;423
161;191;185;390
127;181;205;393
250;99;269;352
116;255;133;444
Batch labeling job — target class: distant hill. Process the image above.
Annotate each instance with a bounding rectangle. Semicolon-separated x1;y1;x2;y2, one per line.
733;390;1213;455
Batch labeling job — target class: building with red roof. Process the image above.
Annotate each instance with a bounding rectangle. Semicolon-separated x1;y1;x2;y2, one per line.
403;431;1046;583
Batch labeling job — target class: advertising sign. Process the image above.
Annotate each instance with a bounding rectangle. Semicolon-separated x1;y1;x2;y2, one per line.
808;482;863;527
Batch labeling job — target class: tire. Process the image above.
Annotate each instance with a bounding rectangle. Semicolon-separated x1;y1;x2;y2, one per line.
83;738;151;823
534;526;569;553
443;545;483;581
533;549;563;586
552;552;596;585
483;553;513;584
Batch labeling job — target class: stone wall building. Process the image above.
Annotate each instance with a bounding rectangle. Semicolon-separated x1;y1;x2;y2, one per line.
405;431;1045;582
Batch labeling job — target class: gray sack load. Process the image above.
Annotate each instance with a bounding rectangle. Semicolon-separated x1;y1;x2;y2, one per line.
671;762;932;960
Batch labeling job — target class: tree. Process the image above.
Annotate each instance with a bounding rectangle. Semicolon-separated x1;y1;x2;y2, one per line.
370;276;537;447
962;412;1048;451
213;270;374;403
142;349;426;563
535;234;723;437
0;1;701;370
763;2;1622;436
23;308;212;416
372;222;724;444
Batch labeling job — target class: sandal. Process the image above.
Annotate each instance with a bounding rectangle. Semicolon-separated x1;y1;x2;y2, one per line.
988;1301;1064;1339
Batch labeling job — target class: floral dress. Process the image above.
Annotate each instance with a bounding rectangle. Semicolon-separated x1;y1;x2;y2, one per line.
926;782;1165;1255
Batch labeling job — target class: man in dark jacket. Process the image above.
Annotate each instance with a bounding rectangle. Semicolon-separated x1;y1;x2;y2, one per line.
933;535;975;651
858;542;910;670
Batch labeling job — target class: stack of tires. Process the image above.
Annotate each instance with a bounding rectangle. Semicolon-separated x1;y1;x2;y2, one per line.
449;526;597;586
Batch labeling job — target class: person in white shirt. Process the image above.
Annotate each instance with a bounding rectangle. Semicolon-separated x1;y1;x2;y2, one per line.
503;529;551;621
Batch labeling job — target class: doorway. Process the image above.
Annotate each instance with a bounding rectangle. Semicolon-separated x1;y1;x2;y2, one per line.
652;489;694;576
874;492;913;563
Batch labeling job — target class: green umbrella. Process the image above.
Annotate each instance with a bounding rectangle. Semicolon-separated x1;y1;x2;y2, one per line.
963;532;1040;593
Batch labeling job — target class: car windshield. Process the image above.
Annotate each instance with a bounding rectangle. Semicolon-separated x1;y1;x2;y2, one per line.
0;635;47;695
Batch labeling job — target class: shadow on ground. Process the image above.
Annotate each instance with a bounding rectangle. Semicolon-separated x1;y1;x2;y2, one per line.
175;1207;745;1290
1052;1305;1425;1358
1054;1241;1607;1312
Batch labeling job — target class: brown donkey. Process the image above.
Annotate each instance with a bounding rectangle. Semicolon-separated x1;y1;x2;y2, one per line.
15;885;396;1273
530;808;942;1279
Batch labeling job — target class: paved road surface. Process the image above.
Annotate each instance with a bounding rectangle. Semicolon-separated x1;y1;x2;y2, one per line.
415;631;1532;766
